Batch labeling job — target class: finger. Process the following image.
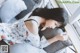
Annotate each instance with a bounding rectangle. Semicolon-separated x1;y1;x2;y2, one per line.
51;26;56;29
41;26;47;31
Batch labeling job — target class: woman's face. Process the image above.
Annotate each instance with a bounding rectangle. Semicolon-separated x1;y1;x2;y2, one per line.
41;20;62;31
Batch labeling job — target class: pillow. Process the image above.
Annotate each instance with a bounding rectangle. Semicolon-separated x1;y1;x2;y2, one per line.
0;0;6;8
0;0;27;23
15;0;35;20
39;28;72;53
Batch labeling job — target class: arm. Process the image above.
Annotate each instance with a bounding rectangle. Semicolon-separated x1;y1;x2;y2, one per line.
47;35;64;45
40;34;68;48
25;20;38;35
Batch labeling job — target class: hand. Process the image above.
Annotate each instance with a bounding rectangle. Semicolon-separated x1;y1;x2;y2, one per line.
54;35;64;41
47;33;68;44
41;20;60;31
54;34;68;41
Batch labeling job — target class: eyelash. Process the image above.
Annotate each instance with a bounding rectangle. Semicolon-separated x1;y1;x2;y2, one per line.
55;23;59;27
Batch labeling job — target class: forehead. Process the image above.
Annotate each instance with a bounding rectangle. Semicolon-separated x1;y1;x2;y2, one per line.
46;20;63;25
46;19;59;23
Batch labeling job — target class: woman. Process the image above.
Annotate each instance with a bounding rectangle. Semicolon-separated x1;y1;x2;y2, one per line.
0;8;67;53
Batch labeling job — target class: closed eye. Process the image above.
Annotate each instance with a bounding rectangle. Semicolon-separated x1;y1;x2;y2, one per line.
55;23;61;27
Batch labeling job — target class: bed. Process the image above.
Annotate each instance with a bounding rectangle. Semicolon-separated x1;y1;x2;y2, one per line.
0;0;72;53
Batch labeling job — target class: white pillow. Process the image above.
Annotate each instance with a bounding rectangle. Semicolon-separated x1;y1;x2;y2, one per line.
0;0;27;23
0;0;6;8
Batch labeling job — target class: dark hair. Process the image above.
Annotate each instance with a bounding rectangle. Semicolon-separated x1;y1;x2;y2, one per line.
31;8;68;29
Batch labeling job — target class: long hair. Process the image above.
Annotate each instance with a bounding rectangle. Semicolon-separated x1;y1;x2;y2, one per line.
31;8;64;23
31;8;67;29
31;8;69;38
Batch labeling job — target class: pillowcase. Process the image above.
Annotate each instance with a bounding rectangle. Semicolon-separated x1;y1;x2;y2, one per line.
0;0;6;8
0;0;27;23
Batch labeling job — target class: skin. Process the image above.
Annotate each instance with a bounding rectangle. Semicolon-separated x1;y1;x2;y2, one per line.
25;16;68;44
0;16;68;44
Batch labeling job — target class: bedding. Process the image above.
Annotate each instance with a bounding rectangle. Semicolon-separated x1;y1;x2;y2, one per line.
0;0;70;53
15;0;54;21
0;0;6;7
15;0;36;20
0;0;27;23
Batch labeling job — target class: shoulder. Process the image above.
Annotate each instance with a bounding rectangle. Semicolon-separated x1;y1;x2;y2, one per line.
25;20;39;35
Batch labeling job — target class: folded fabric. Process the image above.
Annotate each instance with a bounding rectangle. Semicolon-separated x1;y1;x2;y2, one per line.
0;0;27;23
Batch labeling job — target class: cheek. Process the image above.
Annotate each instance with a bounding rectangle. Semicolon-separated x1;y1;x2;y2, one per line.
50;23;57;28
